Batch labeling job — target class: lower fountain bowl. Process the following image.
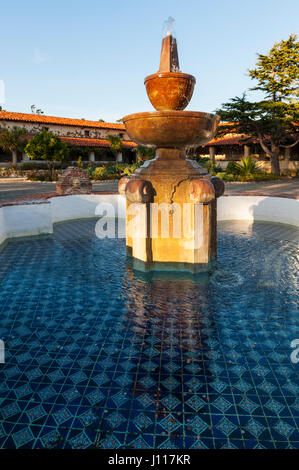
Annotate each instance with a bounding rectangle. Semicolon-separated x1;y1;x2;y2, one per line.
123;111;220;148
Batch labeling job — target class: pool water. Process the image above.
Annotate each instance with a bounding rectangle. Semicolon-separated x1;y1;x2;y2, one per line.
0;219;298;449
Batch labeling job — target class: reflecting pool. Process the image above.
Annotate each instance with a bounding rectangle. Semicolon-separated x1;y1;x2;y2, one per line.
0;219;298;449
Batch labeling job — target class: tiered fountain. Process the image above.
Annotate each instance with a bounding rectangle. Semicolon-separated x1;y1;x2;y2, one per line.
119;30;224;273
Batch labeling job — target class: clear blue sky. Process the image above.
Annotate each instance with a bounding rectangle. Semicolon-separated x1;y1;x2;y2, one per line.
1;0;298;122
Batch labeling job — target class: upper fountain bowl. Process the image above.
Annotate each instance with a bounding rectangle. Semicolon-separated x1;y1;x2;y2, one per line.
144;72;196;111
123;110;220;148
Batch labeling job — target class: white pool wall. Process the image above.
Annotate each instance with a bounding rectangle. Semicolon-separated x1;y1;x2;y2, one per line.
0;194;298;246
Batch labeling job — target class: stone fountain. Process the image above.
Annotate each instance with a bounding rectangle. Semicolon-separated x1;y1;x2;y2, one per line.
119;31;224;273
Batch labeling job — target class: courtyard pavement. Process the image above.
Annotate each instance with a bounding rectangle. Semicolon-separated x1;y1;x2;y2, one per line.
0;178;298;203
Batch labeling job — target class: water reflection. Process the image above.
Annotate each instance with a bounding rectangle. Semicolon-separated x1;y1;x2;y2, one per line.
120;262;219;436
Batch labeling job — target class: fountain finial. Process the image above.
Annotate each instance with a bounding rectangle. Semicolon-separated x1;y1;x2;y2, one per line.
144;28;196;111
158;34;180;73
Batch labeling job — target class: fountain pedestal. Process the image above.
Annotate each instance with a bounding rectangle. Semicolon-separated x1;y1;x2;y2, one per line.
120;32;224;272
123;148;222;272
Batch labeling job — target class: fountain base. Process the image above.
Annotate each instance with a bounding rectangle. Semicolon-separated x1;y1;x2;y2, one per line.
120;149;223;272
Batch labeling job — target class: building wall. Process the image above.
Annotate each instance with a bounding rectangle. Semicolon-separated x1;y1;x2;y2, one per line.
216;159;299;174
0;120;130;141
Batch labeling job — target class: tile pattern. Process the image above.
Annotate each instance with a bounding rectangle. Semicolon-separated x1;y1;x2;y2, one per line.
0;219;298;449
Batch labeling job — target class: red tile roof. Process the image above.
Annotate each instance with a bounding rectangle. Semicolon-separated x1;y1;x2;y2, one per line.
26;135;137;149
206;134;253;146
0;111;125;130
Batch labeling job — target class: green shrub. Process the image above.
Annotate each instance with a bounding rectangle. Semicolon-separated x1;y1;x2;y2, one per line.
215;170;280;182
26;169;58;181
122;163;140;176
250;173;279;181
234;156;262;176
92;166;107;180
20;162;48;170
225;161;240;175
194;156;222;175
105;164;119;176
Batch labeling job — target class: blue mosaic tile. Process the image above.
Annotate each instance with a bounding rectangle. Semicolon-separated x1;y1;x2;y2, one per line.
69;431;93;449
185;395;206;412
161;394;180;411
106;411;126;429
291;398;299;413
70;371;88;384
216;417;237;437
99;435;121;449
0;424;6;439
136;393;154;408
25;368;43;380
1;402;21;419
86;389;105;405
5;366;21;378
187;416;208;435
163;362;180;373
111;391;128;407
38;386;56;401
252;365;270;377
239;398;259;414
283;381;298;395
190;439;208;449
245;418;266;438
213;396;232;413
209;363;224;376
62;388;81;403
26;405;47;422
139;376;156;389
92;372;109;386
233;379;253;393
47;369;65;382
115;374;132;387
134;413;152;430
221;440;238;449
41;430;63;449
265;399;285;415
185;377;202;392
210;379;227;393
0;219;298;449
274;420;295;438
161;376;180;391
276;366;293;378
78;409;98;427
258;381;277;394
158;438;179;449
14;384;33;399
229;365;247;377
130;437;151;449
53;407;73;425
13;427;34;448
160;414;181;433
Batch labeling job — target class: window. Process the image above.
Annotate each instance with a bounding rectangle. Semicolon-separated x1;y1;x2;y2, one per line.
119;133;124;139
84;130;90;137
